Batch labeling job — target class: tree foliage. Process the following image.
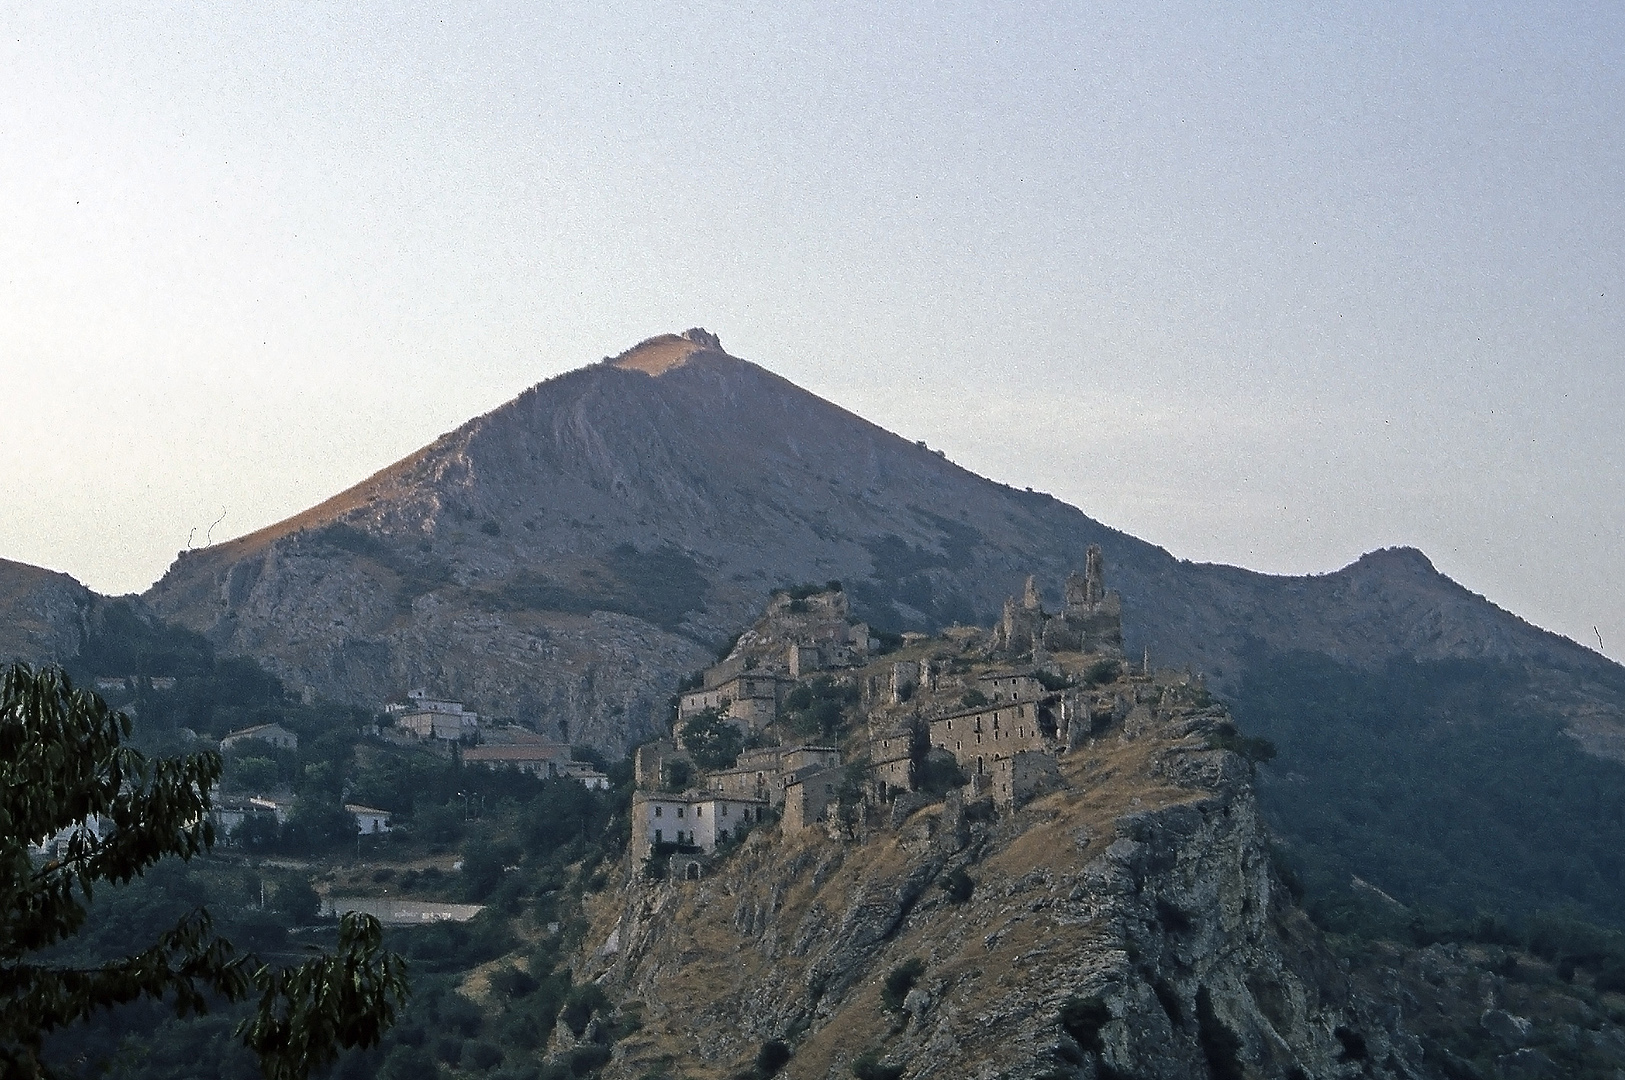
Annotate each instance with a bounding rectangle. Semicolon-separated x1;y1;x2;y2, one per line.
0;663;408;1079
679;709;744;771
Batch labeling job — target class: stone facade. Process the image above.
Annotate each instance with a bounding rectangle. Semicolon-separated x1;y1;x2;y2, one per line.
929;701;1049;777
985;750;1063;809
705;745;841;808
781;766;843;833
630;791;769;861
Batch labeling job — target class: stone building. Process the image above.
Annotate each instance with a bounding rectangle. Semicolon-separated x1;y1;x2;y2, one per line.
976;671;1045;704
869;723;915;796
630;791;768;861
678;672;783;729
463;742;572;777
633;739;692;790
706;745;841;807
390;691;480;741
991;545;1124;659
929;700;1050;778
782;766;844;833
704;586;874;684
983;751;1063;809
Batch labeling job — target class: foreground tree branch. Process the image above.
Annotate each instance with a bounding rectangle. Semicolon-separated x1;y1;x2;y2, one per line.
0;663;408;1079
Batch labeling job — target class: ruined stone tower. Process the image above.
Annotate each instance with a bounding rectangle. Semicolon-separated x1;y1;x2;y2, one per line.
993;546;1124;659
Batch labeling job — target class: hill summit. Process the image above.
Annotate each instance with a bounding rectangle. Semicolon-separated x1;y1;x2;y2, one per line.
123;330;1617;759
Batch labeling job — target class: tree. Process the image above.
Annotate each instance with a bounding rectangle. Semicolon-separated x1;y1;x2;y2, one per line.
678;709;744;770
0;663;409;1079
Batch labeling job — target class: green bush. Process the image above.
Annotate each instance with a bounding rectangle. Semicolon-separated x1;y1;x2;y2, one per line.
559;984;610;1037
462;1041;505;1071
940;867;975;904
1059;996;1110;1055
881;958;926;1012
754;1039;792;1077
680;710;744;770
1082;659;1121;686
851;1051;904;1080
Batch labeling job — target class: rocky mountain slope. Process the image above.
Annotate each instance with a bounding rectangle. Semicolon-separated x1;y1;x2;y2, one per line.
57;327;1602;760
0;557;94;667
569;690;1427;1080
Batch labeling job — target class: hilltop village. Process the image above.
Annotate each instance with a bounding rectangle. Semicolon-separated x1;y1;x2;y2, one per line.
627;545;1178;879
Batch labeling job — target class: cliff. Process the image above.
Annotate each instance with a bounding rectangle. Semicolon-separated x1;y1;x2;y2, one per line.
574;697;1426;1079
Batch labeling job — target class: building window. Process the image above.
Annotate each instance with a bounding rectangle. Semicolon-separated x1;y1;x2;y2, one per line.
655;806;663;817
696;805;703;817
655;829;663;843
677;807;685;818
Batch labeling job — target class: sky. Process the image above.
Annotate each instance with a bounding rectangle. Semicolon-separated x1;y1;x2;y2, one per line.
2;1;1621;663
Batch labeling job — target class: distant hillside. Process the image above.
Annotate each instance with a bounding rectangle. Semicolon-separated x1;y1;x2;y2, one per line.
6;328;1625;925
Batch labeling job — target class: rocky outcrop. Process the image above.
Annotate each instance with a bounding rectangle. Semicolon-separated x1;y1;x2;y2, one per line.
0;558;93;668
576;706;1429;1079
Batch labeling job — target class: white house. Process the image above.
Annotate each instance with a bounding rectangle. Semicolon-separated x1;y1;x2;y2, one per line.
248;795;293;824
558;761;612;790
30;814;112;857
345;804;392;834
630;791;767;861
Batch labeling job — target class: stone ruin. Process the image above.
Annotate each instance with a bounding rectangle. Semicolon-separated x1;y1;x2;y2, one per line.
991;543;1123;659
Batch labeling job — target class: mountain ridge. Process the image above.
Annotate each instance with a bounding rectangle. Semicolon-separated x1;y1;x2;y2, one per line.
1;331;1618;758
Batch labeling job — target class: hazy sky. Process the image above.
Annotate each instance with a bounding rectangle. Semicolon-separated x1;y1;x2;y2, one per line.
3;2;1621;663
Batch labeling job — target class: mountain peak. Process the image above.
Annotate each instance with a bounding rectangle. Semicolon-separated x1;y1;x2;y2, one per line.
1345;546;1440;578
609;328;726;377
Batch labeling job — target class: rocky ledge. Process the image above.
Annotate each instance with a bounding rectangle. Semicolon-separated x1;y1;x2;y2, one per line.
571;700;1428;1079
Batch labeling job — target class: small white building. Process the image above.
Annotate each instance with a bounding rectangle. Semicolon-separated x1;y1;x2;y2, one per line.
630;791;768;861
346;804;393;834
210;796;252;837
249;795;293;824
557;761;612;790
220;723;299;753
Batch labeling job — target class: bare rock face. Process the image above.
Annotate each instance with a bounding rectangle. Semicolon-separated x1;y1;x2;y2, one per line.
0;558;94;667
119;332;1617;755
577;706;1427;1079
